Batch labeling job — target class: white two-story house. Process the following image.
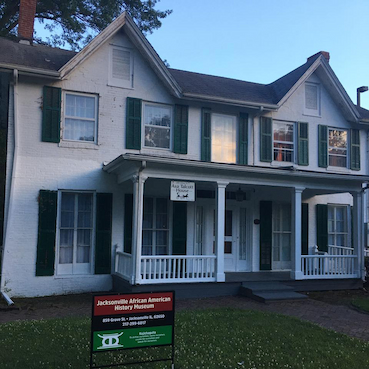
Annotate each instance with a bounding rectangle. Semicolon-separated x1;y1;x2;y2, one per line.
1;7;369;298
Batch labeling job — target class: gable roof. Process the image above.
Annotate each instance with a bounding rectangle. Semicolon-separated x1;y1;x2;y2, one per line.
0;17;368;121
0;37;75;76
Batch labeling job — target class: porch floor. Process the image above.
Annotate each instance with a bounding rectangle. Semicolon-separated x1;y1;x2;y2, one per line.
113;272;362;300
225;271;291;283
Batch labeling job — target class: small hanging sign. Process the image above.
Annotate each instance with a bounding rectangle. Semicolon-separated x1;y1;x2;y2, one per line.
170;181;195;201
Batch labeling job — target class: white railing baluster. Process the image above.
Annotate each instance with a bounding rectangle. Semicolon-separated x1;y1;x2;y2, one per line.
301;254;358;279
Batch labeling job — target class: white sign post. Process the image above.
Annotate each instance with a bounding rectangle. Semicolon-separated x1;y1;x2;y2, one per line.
170;181;195;202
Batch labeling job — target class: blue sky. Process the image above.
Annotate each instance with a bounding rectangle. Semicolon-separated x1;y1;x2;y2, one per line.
146;0;369;109
35;0;369;109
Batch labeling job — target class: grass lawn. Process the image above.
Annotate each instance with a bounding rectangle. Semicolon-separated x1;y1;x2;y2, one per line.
0;309;368;368
352;297;369;313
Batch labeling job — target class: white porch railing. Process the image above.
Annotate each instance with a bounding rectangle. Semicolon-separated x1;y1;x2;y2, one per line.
140;255;217;284
301;255;357;279
115;251;133;281
328;245;354;255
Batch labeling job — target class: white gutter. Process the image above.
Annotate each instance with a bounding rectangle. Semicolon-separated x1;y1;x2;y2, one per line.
104;154;369;184
0;69;18;305
0;63;60;78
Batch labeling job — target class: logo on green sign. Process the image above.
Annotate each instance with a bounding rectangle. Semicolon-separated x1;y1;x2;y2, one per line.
97;332;124;350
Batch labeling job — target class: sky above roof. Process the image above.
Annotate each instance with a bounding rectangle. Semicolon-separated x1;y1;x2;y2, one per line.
34;0;369;109
145;0;369;109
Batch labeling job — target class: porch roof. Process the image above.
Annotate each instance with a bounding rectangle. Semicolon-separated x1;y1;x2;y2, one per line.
103;154;368;193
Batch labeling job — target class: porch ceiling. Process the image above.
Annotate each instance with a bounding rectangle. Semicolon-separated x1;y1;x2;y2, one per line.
103;154;369;193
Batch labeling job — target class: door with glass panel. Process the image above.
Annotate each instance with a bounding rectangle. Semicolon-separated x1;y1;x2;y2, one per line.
58;192;94;275
272;203;292;270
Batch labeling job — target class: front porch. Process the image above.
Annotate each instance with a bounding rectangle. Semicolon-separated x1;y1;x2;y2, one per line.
112;270;363;299
104;154;366;290
115;249;361;285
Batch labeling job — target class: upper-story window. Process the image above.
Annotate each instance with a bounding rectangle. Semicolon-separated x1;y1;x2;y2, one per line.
273;122;294;162
304;82;320;116
211;113;237;164
143;103;172;149
328;128;347;167
64;92;98;143
109;45;133;89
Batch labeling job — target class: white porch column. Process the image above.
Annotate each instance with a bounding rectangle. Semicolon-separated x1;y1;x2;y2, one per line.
291;187;304;280
216;181;228;282
352;191;364;278
131;174;147;285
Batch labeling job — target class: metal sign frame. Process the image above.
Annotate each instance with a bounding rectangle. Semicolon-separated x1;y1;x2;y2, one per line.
90;291;175;369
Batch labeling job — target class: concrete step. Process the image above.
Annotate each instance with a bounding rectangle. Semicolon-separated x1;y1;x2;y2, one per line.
239;281;308;303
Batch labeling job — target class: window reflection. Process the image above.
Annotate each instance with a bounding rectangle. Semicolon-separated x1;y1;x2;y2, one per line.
211;113;236;163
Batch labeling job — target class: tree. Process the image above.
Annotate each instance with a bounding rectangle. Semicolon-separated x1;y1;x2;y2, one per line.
0;0;172;50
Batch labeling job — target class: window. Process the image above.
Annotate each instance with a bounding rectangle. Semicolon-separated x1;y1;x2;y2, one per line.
109;45;133;88
328;128;347;167
329;129;348;167
63;92;98;142
58;192;94;275
305;82;320;116
328;205;348;247
142;198;169;255
273;122;294;162
211;113;236;164
272;203;291;269
143;103;172;149
195;206;203;255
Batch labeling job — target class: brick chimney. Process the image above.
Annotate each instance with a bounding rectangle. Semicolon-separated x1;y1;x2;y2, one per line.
307;51;330;63
18;0;37;42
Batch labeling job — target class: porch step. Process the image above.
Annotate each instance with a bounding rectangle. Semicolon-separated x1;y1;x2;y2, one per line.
239;281;308;303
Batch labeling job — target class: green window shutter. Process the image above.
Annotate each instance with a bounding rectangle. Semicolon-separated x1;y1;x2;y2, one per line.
260;117;272;162
42;86;61;143
260;201;272;270
318;125;328;168
95;193;113;274
316;204;328;253
126;97;142;150
301;203;309;255
350;129;360;170
298;122;309;166
36;190;57;276
201;108;211;161
172;202;187;255
238;113;248;165
173;105;188;154
124;194;133;254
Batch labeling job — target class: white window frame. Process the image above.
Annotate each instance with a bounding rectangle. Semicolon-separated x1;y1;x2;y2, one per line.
56;191;96;276
272;121;295;163
62;91;98;144
272;203;292;270
328;204;350;249
142;197;169;256
142;102;173;150
328;128;348;168
108;45;134;89
211;112;237;164
304;82;321;117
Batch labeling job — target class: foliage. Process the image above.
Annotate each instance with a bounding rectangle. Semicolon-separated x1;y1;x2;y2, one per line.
1;309;369;368
0;0;172;50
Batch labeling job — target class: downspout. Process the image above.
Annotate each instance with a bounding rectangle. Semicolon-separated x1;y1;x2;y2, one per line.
0;69;18;306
